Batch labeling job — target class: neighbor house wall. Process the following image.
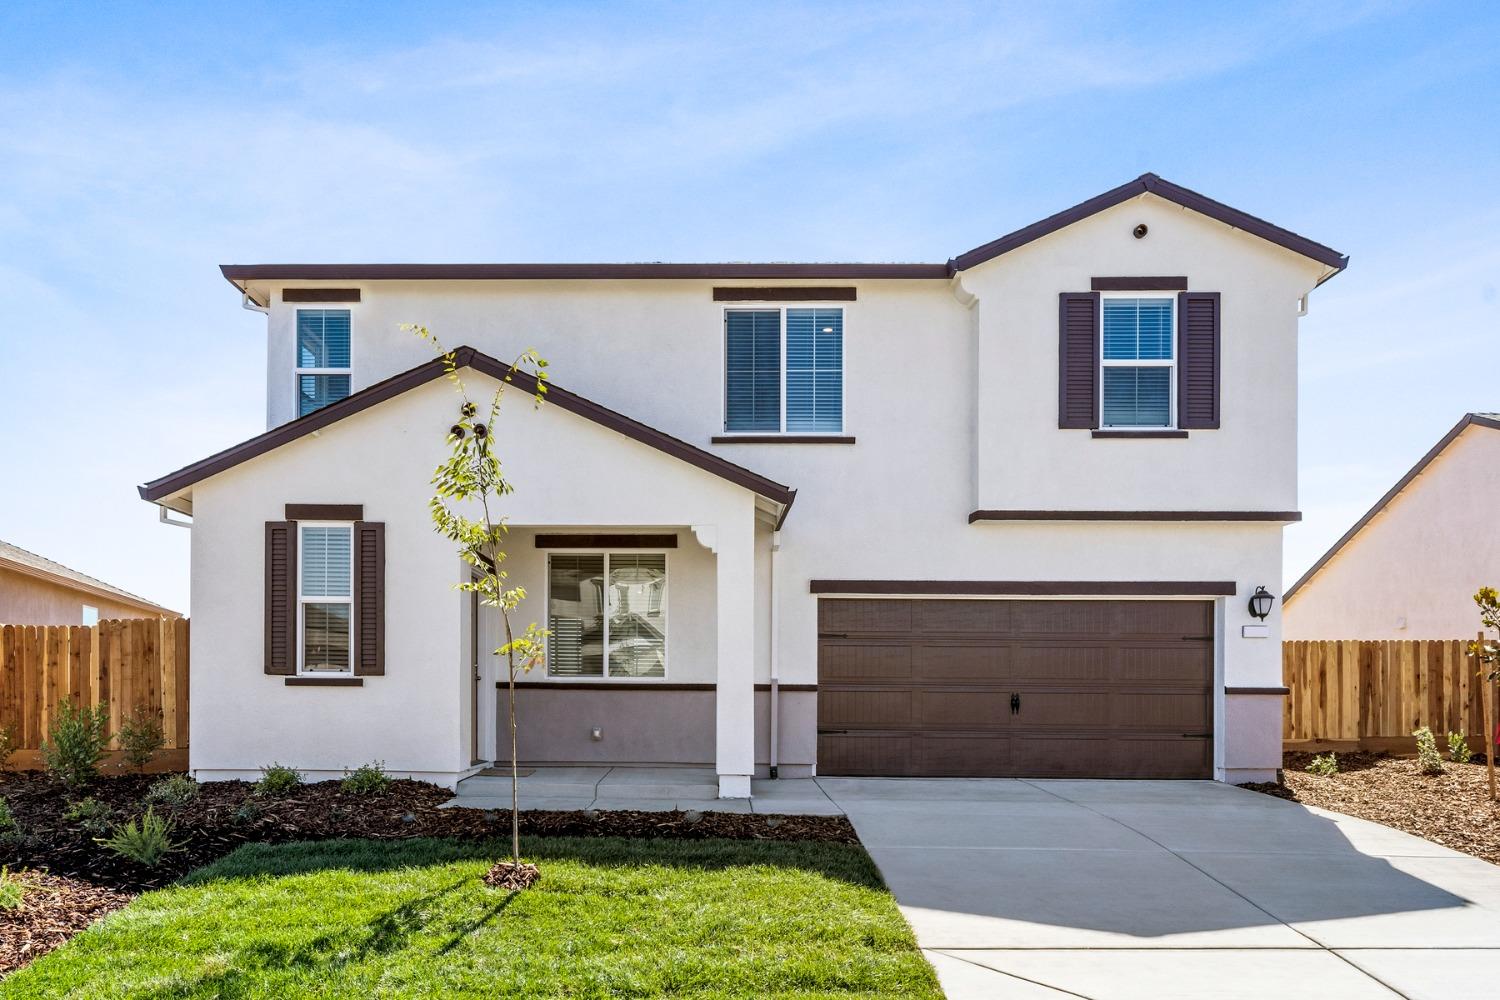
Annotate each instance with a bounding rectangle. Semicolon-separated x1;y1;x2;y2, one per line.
1285;426;1500;640
0;567;171;625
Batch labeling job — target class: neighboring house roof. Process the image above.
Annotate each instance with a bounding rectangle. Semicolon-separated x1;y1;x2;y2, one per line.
0;539;178;616
220;173;1347;298
1285;413;1500;601
139;346;798;520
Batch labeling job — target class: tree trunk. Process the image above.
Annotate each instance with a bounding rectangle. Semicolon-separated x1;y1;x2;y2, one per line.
509;655;520;862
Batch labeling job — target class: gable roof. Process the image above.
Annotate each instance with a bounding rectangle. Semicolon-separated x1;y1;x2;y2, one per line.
219;174;1347;298
139;347;798;520
1285;413;1500;601
0;539;179;617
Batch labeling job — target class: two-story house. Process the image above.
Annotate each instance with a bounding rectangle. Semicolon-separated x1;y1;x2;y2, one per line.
140;174;1346;795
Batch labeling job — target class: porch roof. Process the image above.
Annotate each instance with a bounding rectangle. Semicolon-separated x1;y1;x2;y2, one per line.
139;346;797;523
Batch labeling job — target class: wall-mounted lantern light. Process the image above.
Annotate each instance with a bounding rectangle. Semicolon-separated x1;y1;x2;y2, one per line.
1248;586;1274;621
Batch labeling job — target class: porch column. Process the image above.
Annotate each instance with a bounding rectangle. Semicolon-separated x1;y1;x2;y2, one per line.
714;514;756;798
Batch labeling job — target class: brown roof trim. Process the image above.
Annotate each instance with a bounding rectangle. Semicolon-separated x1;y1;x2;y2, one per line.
139;346;797;512
282;288;361;303
534;534;678;549
285;504;364;520
969;510;1301;523
809;580;1237;596
950;173;1348;274
1225;686;1290;696
1091;276;1188;291
712;286;857;301
222;263;948;284
1285;413;1500;601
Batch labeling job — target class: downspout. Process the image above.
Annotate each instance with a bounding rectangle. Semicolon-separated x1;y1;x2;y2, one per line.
768;528;781;779
241;289;269;315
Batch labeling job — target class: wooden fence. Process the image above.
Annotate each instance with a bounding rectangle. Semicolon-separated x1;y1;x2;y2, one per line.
0;618;188;771
1283;638;1497;751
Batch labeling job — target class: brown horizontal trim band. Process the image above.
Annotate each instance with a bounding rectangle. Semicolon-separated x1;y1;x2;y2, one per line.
534;533;677;549
285;504;364;520
1286;412;1500;602
1225;686;1290;696
713;286;856;302
1091;430;1190;439
951;173;1347;273
711;435;856;445
1091;276;1188;291
140;346;797;516
969;510;1301;523
504;682;818;692
282;288;362;303
810;580;1237;596
284;677;364;686
224;263;949;283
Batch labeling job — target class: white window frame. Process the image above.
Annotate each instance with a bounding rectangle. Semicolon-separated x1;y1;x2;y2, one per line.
1099;292;1176;430
544;550;670;681
296;520;355;677
293;307;354;418
720;304;847;436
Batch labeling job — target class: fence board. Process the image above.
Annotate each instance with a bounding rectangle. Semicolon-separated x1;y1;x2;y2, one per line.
1285;638;1496;751
0;618;188;769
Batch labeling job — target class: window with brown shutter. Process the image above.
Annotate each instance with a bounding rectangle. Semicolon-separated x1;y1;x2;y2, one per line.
264;521;297;675
352;521;385;675
1177;292;1221;429
1058;292;1100;428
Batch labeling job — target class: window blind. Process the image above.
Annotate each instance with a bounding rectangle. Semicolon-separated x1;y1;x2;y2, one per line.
297;310;352;368
724;310;781;432
300;526;352;597
785;308;843;432
548;554;605;677
1101;298;1172;427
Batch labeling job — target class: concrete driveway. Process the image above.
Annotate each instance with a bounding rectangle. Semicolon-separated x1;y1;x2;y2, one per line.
815;777;1500;999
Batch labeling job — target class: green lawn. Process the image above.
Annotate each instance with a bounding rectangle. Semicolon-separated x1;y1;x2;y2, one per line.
1;837;940;999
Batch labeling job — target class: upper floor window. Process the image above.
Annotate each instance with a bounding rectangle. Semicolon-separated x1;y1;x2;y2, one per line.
1101;296;1173;428
724;307;843;433
296;309;351;417
299;523;353;675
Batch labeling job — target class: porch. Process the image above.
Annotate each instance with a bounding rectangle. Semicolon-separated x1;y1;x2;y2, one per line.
445;765;842;814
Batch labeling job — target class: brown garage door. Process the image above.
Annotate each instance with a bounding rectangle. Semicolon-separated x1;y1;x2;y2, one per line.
817;598;1213;779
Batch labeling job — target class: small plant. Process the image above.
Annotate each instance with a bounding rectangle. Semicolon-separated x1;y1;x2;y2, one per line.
0;724;18;771
1448;730;1471;765
40;700;111;789
63;796;113;836
1413;726;1445;775
341;761;391;796
1306;752;1339;777
233;799;263;825
0;797;20;846
117;710;166;772
0;867;26;910
255;763;303;798
97;807;182;867
144;774;198;808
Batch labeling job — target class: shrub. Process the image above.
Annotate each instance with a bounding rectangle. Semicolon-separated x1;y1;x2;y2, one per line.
341;761;390;796
144;774;199;808
0;724;18;771
1448;730;1471;764
0;867;26;910
117;711;166;772
96;807;182;867
1413;726;1444;775
0;797;19;845
1306;752;1339;777
63;796;112;836
233;800;264;825
40;700;110;789
255;763;303;798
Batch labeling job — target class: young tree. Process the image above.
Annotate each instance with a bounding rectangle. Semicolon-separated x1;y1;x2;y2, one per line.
1468;586;1500;801
409;326;550;888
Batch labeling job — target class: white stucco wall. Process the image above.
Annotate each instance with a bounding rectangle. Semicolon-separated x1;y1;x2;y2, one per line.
1285;425;1500;640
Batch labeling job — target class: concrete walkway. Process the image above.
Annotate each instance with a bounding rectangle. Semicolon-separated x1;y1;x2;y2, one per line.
814;777;1500;1000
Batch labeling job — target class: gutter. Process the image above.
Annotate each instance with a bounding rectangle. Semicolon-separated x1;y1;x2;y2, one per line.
768;529;781;779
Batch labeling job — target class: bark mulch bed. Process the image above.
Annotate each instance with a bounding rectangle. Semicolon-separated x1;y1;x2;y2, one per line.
0;871;130;975
0;771;856;974
1242;751;1500;866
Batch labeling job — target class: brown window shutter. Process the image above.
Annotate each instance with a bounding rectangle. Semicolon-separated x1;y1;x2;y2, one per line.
1177;292;1221;429
264;521;297;675
352;521;385;675
1058;292;1100;429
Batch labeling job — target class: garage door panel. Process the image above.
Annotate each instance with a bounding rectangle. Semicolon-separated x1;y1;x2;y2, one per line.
916;689;1010;728
819;643;912;680
1114;692;1211;730
1108;738;1212;778
1115;646;1214;683
1114;600;1213;637
819;688;913;728
914;643;1010;681
818;734;912;776
1011;734;1113;776
820;599;912;634
1012;691;1113;727
1010;645;1112;682
1008;600;1114;636
913;599;1010;634
918;734;1011;776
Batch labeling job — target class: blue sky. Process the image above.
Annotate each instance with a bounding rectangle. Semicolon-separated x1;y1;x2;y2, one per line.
0;1;1496;613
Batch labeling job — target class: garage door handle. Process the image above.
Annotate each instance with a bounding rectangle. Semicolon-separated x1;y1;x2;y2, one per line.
1181;732;1212;739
